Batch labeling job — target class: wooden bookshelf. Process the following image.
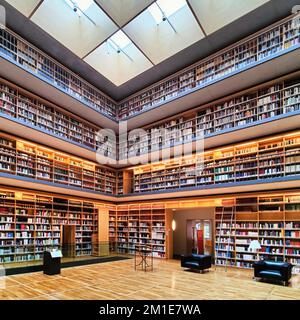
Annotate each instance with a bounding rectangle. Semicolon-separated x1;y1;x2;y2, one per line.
0;188;103;263
0;78;115;158
116;171;124;195
0;132;117;194
126;130;300;194
215;193;300;272
1;186;300;266
0;28;117;118
109;204;172;259
118;73;300;159
118;14;300;119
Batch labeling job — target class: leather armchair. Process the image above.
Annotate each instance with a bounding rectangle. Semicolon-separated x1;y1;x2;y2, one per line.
253;260;293;286
181;254;212;272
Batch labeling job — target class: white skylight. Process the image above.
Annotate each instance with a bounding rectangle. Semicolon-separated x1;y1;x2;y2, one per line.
108;30;132;51
148;0;187;24
64;0;93;13
148;3;162;24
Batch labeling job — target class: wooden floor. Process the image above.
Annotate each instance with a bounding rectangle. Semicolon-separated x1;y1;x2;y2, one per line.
1;259;300;300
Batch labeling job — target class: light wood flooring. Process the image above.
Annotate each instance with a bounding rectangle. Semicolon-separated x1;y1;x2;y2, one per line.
1;259;300;300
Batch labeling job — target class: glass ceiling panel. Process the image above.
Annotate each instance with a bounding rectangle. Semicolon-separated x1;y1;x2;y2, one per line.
148;0;187;24
189;0;270;35
31;0;118;58
84;41;153;86
95;0;154;27
64;0;94;12
109;30;132;50
124;2;204;64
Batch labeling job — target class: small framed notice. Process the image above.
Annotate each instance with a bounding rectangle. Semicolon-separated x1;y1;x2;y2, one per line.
50;250;63;258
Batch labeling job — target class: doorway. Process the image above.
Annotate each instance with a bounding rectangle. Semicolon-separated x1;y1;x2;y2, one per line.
186;220;213;255
62;225;76;258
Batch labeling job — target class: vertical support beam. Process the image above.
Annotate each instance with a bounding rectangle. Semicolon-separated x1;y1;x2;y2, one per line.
94;207;109;256
123;170;133;194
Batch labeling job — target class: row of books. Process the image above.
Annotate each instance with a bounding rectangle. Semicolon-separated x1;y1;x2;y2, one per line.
109;210;167;258
0;134;117;194
118;17;299;119
120;79;300;159
0;82;118;156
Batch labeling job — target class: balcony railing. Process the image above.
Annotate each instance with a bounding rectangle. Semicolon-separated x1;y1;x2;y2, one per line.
0;28;117;119
118;14;300;119
118;76;300;159
0;15;299;123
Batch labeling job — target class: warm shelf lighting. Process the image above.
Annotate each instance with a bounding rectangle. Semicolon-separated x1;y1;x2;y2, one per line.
172;219;176;231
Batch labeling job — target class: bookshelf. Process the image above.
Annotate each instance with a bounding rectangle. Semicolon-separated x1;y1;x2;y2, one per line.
215;193;300;272
0;132;117;194
1;186;300;267
128;130;300;194
117;171;124;195
109;204;171;259
118;74;300;159
118;14;300;119
0;28;117;118
0;188;100;263
0;78;115;157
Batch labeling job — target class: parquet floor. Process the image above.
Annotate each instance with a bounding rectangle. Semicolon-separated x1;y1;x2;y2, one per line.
1;259;300;300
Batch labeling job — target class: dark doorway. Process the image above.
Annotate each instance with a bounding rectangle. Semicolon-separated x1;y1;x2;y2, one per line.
62;225;76;258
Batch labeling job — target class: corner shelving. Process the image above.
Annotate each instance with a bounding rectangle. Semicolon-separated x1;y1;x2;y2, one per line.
1;15;299;122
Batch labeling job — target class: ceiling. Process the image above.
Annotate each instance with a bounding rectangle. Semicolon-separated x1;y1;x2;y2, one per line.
1;0;298;100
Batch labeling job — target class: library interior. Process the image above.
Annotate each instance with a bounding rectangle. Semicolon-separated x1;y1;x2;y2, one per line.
0;0;300;301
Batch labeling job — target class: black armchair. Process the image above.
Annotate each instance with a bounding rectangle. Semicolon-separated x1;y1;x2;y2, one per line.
253;260;293;286
181;254;212;273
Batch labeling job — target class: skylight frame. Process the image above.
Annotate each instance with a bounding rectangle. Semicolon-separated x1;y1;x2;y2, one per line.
108;30;132;51
64;0;94;14
148;0;187;24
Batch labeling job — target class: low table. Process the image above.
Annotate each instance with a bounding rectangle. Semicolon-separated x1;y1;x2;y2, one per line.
134;244;153;272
